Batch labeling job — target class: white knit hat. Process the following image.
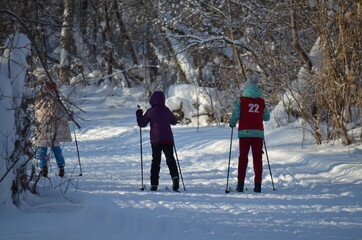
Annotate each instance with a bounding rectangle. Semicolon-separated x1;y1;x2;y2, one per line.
243;73;260;91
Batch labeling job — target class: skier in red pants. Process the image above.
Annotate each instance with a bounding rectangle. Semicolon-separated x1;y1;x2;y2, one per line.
229;74;270;193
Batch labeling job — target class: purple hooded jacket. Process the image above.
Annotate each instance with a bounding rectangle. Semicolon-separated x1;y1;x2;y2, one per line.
136;91;177;144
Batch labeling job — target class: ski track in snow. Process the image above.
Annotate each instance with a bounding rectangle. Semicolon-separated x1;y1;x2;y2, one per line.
1;92;362;240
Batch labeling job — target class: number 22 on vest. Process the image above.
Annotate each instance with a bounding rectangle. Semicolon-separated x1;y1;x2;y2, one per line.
248;103;259;113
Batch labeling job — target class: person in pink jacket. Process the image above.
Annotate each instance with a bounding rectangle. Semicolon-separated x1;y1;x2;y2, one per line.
34;81;72;178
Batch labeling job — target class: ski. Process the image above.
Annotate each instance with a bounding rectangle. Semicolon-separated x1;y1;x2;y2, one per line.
226;186;250;193
140;185;179;192
165;186;179;192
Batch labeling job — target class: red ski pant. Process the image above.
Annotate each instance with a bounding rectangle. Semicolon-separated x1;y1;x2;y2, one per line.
238;137;263;183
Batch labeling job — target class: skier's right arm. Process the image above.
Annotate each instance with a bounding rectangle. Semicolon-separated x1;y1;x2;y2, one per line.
229;98;241;128
136;109;150;127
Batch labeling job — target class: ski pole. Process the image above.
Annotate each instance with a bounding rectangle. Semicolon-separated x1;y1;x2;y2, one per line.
225;127;234;193
72;122;83;176
263;139;276;190
173;143;186;191
138;105;145;191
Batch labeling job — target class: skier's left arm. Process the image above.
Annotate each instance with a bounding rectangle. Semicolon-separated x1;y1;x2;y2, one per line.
169;109;177;125
262;105;270;121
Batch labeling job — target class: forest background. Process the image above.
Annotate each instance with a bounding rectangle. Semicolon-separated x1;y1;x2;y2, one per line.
0;0;361;205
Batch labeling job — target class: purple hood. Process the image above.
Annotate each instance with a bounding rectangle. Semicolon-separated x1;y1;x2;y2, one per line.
149;91;165;106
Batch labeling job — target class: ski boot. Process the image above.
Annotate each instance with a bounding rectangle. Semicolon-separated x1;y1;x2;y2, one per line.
236;181;244;192
39;166;48;177
58;166;65;177
254;183;262;193
172;176;179;191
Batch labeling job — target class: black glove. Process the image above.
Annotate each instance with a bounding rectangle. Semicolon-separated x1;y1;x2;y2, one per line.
229;123;235;128
136;109;143;116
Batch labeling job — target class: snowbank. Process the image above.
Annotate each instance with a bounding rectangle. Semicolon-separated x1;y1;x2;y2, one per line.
166;84;223;126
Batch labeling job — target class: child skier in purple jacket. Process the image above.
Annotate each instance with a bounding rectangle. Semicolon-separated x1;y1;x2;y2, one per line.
136;91;179;191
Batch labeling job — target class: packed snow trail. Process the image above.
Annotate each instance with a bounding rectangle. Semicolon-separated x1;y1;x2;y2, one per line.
1;87;361;240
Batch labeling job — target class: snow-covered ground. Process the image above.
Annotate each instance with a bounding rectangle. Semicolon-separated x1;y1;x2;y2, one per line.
1;85;361;240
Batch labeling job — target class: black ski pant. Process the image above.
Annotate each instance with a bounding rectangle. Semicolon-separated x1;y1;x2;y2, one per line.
150;143;179;186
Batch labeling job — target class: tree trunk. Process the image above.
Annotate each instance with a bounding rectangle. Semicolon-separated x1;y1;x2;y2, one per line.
114;0;138;66
227;0;246;83
290;5;313;72
103;0;113;79
158;28;189;84
59;0;75;84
